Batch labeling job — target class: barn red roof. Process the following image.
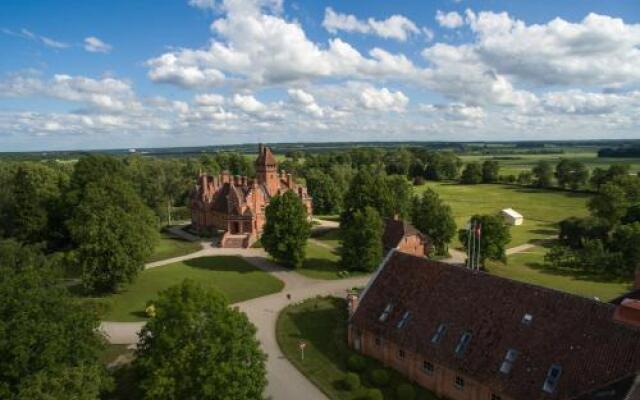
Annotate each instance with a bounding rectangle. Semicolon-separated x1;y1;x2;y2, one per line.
351;251;640;399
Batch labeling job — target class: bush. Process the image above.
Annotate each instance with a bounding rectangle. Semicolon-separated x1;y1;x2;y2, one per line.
413;176;425;186
363;388;383;400
396;383;416;400
369;368;390;387
347;354;367;372
145;304;156;318
344;372;360;391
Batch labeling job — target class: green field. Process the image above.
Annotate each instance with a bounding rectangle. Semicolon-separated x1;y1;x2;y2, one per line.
488;246;630;301
299;240;344;280
459;151;640;176
277;297;438;400
146;233;201;263
414;182;590;247
101;256;284;321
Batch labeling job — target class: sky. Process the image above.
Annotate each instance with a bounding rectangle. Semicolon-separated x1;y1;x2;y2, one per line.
0;0;639;151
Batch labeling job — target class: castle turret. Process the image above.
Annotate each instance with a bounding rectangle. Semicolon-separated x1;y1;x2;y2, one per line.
255;144;279;196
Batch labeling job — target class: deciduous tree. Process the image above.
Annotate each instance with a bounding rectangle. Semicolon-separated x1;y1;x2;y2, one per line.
340;207;383;272
458;214;511;266
411;189;456;255
134;280;267;400
261;190;310;269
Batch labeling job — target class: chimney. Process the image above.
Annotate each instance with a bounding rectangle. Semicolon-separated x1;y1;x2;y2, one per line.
347;292;359;317
287;173;293;188
614;298;640;328
221;171;230;184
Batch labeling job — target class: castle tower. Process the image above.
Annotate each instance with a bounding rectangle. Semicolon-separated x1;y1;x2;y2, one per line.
255;144;279;196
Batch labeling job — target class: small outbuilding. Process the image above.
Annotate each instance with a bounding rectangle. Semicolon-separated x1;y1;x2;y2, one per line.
501;208;523;226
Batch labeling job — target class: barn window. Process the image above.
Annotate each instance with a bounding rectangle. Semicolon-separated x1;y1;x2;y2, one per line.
431;323;448;344
378;303;393;322
500;349;519;374
454;331;472;357
397;311;412;329
542;364;562;394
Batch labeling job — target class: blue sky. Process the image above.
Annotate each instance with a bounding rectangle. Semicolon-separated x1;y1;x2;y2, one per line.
0;0;639;151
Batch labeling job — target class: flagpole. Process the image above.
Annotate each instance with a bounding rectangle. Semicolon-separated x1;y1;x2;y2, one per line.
466;220;472;269
476;223;482;271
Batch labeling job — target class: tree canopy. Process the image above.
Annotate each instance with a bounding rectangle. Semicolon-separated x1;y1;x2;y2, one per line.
340;206;383;272
133;280;267;400
261;190;311;269
458;214;511;266
411;189;456;255
460;162;483;184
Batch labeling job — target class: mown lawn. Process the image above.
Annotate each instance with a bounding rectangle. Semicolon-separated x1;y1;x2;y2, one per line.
488;247;630;301
298;240;344;280
100;256;284;321
146;233;201;263
414;182;590;247
311;227;342;249
276;297;438;400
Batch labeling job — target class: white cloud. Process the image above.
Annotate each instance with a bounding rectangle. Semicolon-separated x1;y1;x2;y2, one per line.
435;11;464;29
2;28;69;49
287;88;323;117
188;0;217;10
540;90;640;115
463;10;640;86
323;7;422;41
194;93;225;106
84;36;112;53
420;102;485;121
359;87;408;112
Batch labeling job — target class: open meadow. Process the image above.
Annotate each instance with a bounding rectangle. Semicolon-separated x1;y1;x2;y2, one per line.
414;182;590;247
99;256;284;321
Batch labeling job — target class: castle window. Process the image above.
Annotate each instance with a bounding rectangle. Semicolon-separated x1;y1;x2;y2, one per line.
522;313;533;325
374;337;382;347
422;361;434;375
397;349;405;360
499;349;519;375
454;330;472;357
455;376;464;390
379;303;393;322
542;364;562;394
397;311;412;329
431;323;448;344
491;394;502;400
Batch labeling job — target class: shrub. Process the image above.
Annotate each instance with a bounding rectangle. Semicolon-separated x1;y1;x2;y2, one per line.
344;372;360;391
413;176;425;186
369;368;390;387
347;354;367;372
396;383;416;400
363;388;383;400
145;304;156;318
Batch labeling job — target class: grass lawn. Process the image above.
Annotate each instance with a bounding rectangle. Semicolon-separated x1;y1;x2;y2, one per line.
414;182;590;247
488;246;630;301
277;297;438;400
311;227;342;249
146;233;201;263
298;240;344;280
101;256;284;321
100;344;133;366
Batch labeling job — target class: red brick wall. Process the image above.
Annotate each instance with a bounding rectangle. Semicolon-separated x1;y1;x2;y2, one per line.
349;327;511;400
397;234;427;257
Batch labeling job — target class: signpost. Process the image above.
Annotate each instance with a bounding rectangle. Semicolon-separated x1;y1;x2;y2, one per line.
299;341;307;361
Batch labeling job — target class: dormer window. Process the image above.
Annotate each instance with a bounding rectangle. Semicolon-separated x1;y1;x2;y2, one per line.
522;313;533;325
397;311;412;329
542;364;562;394
454;331;472;357
379;303;393;322
499;349;519;374
431;323;449;344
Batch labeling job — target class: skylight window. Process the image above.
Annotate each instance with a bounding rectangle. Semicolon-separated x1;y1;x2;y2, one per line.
542;364;562;394
379;303;393;322
522;313;533;325
499;349;519;374
431;323;449;344
397;311;412;329
454;331;472;357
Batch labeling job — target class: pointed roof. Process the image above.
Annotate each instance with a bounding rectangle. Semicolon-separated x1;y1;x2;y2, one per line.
255;144;277;166
382;218;426;253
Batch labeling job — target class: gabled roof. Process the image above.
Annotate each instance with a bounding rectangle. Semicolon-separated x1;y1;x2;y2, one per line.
351;252;640;400
382;218;425;252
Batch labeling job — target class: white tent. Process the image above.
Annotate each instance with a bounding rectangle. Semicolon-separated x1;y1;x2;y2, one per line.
501;208;523;226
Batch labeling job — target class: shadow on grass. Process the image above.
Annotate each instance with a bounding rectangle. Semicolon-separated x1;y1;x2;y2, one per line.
182;256;259;273
524;258;629;284
302;257;341;274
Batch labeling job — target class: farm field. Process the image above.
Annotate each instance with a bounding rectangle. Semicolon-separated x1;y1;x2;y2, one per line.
146;233;201;263
276;297;438;400
414;182;590;247
487;246;630;301
459;151;640;176
100;256;284;321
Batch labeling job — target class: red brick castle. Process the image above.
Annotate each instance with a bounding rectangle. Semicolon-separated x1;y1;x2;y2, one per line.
190;145;312;248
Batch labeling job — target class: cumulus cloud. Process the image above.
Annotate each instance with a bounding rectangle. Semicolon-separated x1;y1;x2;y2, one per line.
0;73;138;112
194;93;225;106
84;36;112;53
287;88;323;117
435;11;464;28
359;87;408;112
323;7;422;41
420;103;485;121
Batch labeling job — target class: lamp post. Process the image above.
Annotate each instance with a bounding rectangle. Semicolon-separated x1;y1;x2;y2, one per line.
299;342;307;361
